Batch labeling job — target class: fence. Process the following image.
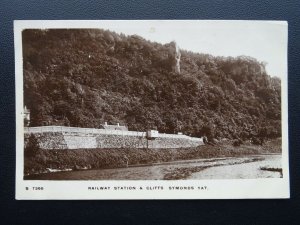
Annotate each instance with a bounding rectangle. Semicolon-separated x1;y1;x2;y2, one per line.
24;126;203;142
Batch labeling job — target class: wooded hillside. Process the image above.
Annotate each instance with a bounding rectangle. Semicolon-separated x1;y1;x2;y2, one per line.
23;29;281;140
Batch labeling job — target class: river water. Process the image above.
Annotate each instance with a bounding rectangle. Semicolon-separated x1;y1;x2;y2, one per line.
25;154;282;180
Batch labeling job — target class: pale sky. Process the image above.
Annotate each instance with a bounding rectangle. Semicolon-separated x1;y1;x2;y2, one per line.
94;20;287;79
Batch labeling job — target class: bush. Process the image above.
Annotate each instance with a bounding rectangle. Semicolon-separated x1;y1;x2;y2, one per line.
233;139;243;147
251;137;263;145
25;134;40;157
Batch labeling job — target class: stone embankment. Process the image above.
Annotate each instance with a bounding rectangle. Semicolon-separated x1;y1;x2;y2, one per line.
24;126;204;150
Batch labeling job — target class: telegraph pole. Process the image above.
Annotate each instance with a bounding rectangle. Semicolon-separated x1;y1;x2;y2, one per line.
146;131;149;149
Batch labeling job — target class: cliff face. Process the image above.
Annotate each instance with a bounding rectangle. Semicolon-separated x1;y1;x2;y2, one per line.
23;29;281;140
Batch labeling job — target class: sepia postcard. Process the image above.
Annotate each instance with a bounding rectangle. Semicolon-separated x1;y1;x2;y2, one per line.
15;20;289;199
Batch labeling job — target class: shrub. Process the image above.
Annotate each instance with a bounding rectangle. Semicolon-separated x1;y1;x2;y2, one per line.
233;139;243;147
251;137;263;145
25;134;40;157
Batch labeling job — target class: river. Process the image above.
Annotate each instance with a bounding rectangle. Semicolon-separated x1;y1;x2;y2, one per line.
24;154;282;180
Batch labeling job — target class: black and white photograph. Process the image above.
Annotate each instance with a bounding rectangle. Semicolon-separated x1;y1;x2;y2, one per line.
15;20;289;199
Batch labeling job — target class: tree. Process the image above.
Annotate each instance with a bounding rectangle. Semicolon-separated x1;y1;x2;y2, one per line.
25;134;40;157
22;29;281;142
199;123;215;142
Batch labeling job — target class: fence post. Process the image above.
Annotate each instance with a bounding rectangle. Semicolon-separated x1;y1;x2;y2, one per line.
122;130;124;148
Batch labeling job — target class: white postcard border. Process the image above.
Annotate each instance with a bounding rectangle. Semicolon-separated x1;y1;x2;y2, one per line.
15;20;289;200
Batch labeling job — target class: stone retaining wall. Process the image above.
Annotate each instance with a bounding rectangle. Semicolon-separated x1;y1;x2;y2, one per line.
24;127;204;150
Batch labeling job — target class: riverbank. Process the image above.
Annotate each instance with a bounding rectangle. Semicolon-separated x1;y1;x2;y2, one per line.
24;155;282;180
24;139;281;176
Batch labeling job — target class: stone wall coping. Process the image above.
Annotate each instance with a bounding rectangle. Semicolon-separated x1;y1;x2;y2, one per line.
24;126;203;141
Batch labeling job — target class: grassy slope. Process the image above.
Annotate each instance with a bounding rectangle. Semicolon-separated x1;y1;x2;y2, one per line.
24;139;281;176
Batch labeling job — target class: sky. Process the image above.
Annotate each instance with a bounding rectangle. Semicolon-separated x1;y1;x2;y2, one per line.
94;20;287;79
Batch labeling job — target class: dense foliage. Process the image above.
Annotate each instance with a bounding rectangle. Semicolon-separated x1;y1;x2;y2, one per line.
23;29;281;140
25;134;40;157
